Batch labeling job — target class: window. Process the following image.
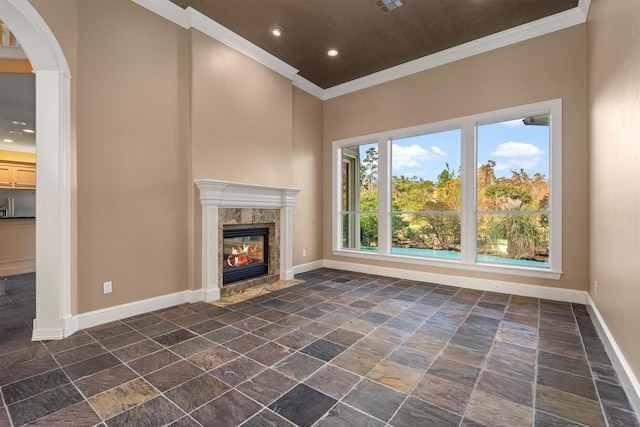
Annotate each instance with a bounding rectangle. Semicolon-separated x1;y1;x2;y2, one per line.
341;142;378;251
476;115;550;267
334;100;562;279
391;129;462;259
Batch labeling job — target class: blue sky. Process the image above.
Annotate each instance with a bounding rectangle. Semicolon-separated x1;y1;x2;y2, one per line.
392;129;461;182
388;119;549;182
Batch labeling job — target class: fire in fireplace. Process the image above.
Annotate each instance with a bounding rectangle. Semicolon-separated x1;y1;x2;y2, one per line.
223;227;269;284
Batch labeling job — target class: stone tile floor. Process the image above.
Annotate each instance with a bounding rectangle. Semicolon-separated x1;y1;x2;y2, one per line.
0;269;639;426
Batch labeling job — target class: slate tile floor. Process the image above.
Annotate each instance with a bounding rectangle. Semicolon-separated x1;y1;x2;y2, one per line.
1;270;639;427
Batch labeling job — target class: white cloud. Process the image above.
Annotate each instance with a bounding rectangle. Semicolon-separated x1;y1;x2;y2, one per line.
392;144;446;170
493;159;540;171
490;141;544;171
431;146;445;156
491;141;544;158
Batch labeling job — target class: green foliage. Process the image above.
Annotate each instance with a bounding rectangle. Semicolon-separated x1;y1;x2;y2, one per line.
392;175;435;212
359;186;410;246
359;191;378;246
487;209;543;259
485;179;533;205
360;147;378;192
349;155;549;261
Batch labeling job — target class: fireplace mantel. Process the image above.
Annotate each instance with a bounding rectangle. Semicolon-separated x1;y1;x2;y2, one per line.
195;179;300;301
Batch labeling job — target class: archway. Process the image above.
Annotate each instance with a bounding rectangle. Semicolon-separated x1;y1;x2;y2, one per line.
0;0;71;339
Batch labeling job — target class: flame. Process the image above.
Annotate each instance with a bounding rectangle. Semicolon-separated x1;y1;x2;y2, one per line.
226;243;258;267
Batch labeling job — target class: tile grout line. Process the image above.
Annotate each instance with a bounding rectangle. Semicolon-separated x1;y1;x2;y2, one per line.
455;292;504;426
381;287;462;427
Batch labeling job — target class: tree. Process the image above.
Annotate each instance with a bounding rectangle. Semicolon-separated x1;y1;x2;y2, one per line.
360;147;378;192
359;186;410;246
477;160;549;261
487;198;543;259
392;175;435;212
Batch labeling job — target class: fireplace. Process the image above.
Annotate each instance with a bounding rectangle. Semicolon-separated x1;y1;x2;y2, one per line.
195;179;300;302
223;227;269;284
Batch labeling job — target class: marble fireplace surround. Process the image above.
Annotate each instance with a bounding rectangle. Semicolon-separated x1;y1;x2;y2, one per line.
195;179;300;302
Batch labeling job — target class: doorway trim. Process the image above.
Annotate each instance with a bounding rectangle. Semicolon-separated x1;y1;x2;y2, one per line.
0;0;71;339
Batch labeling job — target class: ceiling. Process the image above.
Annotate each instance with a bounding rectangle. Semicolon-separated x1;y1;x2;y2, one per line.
169;0;578;89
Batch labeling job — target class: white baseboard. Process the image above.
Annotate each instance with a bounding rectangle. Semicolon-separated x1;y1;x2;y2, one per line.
61;290;199;337
323;259;587;303
293;260;325;275
51;259;587;339
586;293;640;414
31;319;63;341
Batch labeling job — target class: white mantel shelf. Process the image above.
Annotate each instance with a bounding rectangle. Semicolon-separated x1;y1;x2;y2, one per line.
195;179;300;208
195;180;301;302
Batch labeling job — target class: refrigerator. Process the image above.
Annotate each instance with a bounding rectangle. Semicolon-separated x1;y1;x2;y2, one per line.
0;188;36;218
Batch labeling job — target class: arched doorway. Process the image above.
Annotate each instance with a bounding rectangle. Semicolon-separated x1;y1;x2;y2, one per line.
0;0;71;339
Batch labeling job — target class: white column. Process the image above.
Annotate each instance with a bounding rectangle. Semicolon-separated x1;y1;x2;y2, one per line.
33;70;71;340
280;205;294;280
201;202;221;301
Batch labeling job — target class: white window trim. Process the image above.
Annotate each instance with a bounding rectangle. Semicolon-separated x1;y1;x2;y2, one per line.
332;99;562;280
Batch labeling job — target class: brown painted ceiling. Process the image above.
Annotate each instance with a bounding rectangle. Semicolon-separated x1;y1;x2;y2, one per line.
169;0;578;89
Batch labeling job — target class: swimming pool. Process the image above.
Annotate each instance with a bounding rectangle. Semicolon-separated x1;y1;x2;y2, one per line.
390;247;549;267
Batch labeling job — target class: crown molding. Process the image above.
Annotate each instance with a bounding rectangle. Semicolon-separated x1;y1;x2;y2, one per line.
131;0;190;28
577;0;592;18
187;7;298;80
131;0;298;80
323;3;590;100
292;75;324;99
132;0;589;101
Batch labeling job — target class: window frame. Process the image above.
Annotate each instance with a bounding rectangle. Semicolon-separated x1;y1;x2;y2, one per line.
332;99;562;280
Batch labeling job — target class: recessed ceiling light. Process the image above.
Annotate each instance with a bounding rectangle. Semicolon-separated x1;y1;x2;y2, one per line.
9;130;23;135
327;49;339;57
3;139;14;143
271;26;283;37
11;121;26;126
23;129;35;133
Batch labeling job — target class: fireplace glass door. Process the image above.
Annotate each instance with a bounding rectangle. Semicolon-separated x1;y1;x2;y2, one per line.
223;227;269;284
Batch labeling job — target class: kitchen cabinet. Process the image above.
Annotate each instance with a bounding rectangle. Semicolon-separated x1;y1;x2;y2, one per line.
0;218;35;276
0;163;36;189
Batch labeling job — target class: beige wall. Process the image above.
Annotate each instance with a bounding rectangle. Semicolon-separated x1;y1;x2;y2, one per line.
324;25;588;290
75;0;189;311
189;30;297;290
32;0;191;312
29;1;325;315
588;0;640;383
292;87;324;266
190;31;294;186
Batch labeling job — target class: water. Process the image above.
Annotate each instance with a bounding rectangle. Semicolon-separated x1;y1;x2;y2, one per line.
390;247;549;267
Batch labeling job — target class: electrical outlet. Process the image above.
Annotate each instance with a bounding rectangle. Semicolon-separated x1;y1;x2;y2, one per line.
302;249;307;257
594;280;598;293
103;281;112;294
490;282;501;290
